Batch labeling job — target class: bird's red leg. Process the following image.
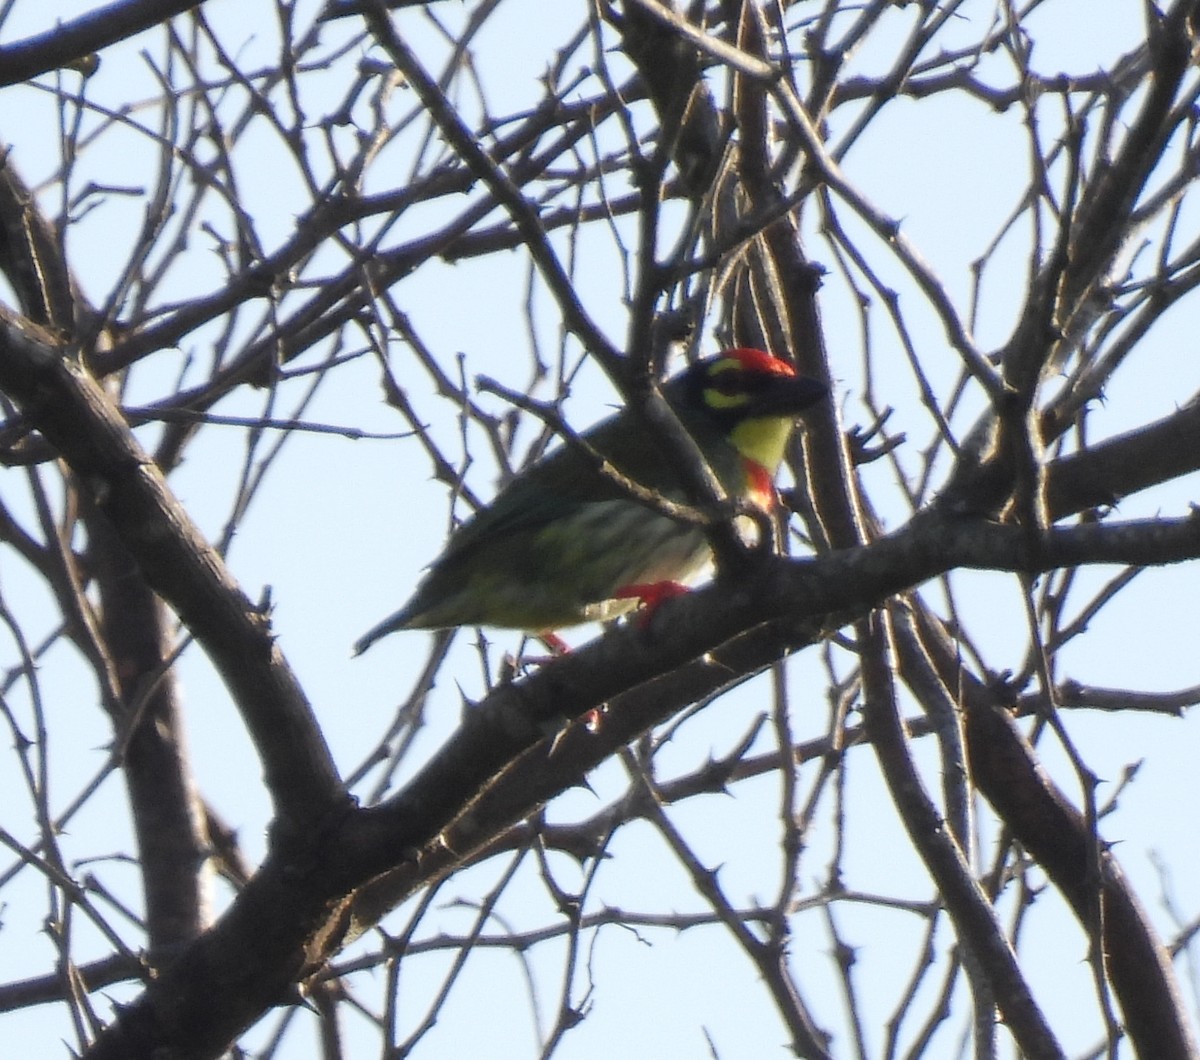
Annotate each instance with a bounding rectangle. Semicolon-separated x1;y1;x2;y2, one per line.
613;581;692;628
536;631;571;655
512;632;570;669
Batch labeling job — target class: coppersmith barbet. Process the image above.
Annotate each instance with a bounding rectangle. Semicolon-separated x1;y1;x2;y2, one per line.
354;348;826;654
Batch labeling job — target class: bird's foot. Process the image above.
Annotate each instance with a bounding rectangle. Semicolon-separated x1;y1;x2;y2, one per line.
613;581;691;628
516;630;571;668
537;631;571;655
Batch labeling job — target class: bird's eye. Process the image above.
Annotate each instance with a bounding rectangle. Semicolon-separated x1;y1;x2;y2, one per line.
711;368;745;395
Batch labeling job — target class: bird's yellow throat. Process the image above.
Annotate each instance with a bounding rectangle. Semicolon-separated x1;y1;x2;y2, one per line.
729;415;795;477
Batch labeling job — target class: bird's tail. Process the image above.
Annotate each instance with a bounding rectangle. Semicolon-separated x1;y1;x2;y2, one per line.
352;610;411;656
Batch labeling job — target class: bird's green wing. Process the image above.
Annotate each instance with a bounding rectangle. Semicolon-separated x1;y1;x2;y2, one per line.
434;401;740;565
436;415;645;559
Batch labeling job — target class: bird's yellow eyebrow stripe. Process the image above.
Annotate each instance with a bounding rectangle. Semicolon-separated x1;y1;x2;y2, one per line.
703;388;748;409
703;356;749;408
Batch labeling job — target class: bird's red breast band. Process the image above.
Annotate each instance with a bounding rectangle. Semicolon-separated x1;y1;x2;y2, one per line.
744;459;777;511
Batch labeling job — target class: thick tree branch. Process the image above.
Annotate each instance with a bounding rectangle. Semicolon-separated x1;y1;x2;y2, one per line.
0;149;212;959
69;483;1200;1058
0;312;345;829
0;0;205;88
906;611;1200;1059
2;5;1197;1057
862;611;1063;1058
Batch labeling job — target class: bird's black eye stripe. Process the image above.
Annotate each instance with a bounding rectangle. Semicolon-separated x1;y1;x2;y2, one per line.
711;368;747;394
710;368;781;396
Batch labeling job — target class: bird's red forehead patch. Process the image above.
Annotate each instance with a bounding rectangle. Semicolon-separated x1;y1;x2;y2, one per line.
726;347;796;376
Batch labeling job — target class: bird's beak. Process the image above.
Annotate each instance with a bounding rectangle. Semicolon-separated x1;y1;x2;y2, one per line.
750;374;827;418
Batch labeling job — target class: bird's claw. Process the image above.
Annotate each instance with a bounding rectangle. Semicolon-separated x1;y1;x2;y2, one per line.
613;581;691;628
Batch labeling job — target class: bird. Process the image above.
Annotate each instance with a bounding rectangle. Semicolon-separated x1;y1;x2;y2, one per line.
354;348;826;654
